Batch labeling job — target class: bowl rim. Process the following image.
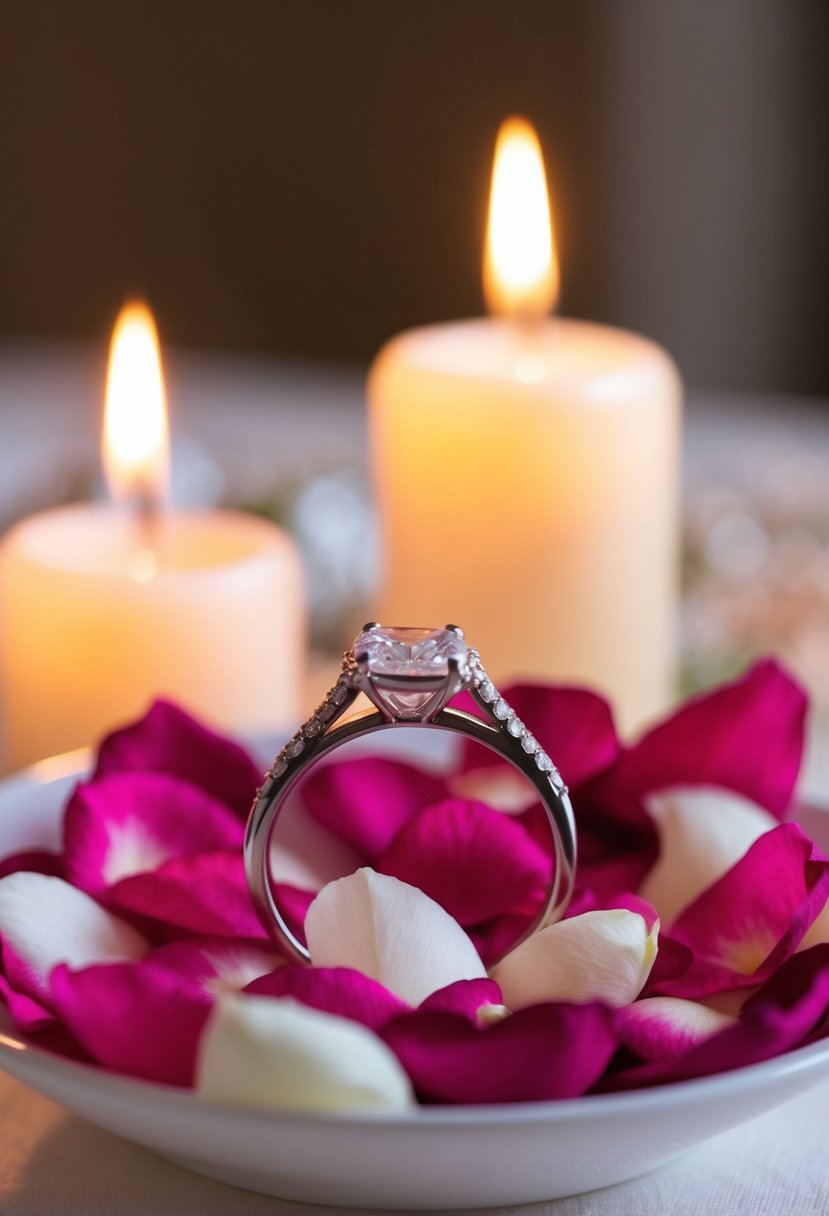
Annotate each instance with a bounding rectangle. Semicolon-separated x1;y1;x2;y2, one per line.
3;1017;828;1131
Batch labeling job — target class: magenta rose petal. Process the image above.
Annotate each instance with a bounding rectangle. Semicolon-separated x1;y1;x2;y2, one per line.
0;850;64;882
418;978;504;1020
50;960;211;1086
301;757;447;859
378;798;551;928
381;1003;617;1104
605;660;807;817
651;824;829;999
0;972;55;1034
246;966;409;1031
93;699;261;816
456;684;620;789
49;937;279;1085
64;772;245;898
108;851;267;940
606;945;829;1091
616;997;736;1064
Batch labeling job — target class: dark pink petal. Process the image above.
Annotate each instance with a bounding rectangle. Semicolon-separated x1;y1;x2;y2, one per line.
64;773;244;897
246;966;409;1031
455;684;620;790
467;912;539;968
381;1003;617;1104
566;888;659;929
48;937;279;1085
50;960;211;1086
302;758;447;859
141;937;281;993
0;850;63;881
378;799;551;928
603;660;807;818
616;997;736;1064
418;978;503;1020
0;973;55;1034
604;944;829;1090
94;700;261;817
108;851;267;940
277;884;315;941
652;825;829;999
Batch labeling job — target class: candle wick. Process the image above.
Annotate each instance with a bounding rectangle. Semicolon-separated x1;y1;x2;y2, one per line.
128;485;165;582
511;314;551;385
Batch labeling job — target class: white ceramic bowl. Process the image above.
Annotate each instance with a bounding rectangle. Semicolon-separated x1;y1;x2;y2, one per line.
1;756;829;1210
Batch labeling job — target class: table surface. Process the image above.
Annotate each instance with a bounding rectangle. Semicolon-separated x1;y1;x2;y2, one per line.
1;345;829;1213
0;1069;827;1215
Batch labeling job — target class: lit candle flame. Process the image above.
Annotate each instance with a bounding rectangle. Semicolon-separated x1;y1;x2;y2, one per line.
103;301;170;514
483;117;559;319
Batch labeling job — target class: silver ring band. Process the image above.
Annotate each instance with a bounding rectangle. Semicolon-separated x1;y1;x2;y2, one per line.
245;625;577;965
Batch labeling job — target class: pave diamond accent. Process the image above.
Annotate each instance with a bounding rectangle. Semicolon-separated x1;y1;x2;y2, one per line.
471;660;567;797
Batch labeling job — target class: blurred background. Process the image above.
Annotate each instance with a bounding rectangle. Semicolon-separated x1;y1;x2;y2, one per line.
0;0;827;392
1;0;829;778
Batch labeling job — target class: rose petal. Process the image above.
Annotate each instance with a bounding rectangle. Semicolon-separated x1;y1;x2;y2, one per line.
94;699;261;816
305;868;487;1006
456;683;620;790
492;910;657;1010
0;873;147;1005
64;772;244;896
197;994;414;1111
616;996;736;1063
108;851;266;940
0;850;63;881
0;971;55;1034
652;824;829;999
269;796;363;892
604;660;806;818
447;766;539;815
50;960;212;1085
603;944;829;1090
418;978;504;1021
639;786;777;926
381;1002;617;1103
246;965;408;1030
48;937;280;1085
378;798;551;929
302;758;447;859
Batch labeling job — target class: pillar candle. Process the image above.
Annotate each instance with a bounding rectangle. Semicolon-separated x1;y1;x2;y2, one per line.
367;119;681;734
0;303;305;770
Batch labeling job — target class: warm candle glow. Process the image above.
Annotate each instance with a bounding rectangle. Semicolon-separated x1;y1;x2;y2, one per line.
483;116;559;319
103;301;170;508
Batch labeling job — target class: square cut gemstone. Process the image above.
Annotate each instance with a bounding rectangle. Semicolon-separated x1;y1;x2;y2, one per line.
355;626;468;678
355;626;468;718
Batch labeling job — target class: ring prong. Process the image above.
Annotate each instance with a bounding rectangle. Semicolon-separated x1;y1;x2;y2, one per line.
361;621;381;632
355;650;371;674
445;623;464;637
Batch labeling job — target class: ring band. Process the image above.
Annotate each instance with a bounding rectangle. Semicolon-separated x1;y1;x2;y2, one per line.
245;624;577;964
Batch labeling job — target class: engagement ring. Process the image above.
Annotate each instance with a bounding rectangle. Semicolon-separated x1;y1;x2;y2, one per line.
245;624;577;963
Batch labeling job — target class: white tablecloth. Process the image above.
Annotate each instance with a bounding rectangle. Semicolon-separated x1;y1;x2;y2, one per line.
1;1069;827;1215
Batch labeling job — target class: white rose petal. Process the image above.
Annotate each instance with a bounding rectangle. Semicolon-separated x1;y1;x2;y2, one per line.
305;867;486;1006
492;909;657;1010
0;872;148;999
640;785;776;926
197;994;414;1112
